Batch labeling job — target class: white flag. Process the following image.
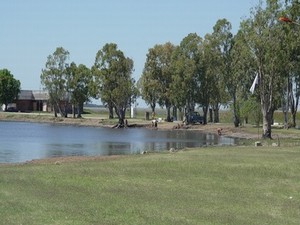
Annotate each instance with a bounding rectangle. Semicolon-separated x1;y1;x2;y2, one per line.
250;74;258;94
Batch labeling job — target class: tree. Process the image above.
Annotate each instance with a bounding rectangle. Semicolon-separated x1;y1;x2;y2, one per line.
229;26;259;128
201;34;219;123
66;62;92;118
40;47;70;117
0;69;20;111
201;20;235;124
94;43;136;127
171;33;205;123
210;19;235;124
239;0;287;138
139;42;175;121
280;1;300;127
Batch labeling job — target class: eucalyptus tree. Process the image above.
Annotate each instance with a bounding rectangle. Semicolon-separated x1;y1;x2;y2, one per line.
139;42;175;121
40;47;70;117
201;19;234;124
201;34;221;123
94;43;136;127
0;69;20;111
230;29;258;126
212;19;236;123
66;62;92;118
279;0;300;127
171;33;206;123
239;0;287;138
170;55;195;120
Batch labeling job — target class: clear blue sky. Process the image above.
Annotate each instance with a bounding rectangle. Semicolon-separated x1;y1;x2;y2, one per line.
1;0;257;92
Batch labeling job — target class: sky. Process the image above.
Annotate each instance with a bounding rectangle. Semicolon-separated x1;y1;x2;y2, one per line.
1;0;258;101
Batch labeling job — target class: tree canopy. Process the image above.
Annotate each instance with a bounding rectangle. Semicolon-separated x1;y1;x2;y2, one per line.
0;69;20;111
139;42;175;121
66;62;92;118
40;47;70;117
33;0;300;136
93;43;137;126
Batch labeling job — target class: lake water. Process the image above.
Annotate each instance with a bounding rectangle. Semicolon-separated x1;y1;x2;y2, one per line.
0;121;237;163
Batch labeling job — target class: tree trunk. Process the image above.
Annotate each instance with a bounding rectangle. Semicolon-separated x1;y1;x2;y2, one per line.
290;97;296;128
53;103;57;117
291;112;296;128
202;104;209;125
118;117;125;127
184;106;191;124
108;104;114;119
112;107;126;128
213;104;219;123
55;102;64;118
151;103;155;114
166;106;171;122
259;70;274;139
243;117;248;125
283;110;288;129
209;108;213;123
290;84;299;128
232;95;240;127
72;104;76;118
62;101;68;118
234;114;240;128
262;109;272;139
172;106;177;121
179;108;184;121
77;102;82;118
282;79;289;129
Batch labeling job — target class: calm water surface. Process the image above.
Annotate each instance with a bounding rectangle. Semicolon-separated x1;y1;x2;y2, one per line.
0;121;237;163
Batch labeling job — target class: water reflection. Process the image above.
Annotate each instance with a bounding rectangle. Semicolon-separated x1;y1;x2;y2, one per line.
0;121;238;163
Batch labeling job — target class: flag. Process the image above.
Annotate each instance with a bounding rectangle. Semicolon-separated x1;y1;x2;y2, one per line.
250;74;258;94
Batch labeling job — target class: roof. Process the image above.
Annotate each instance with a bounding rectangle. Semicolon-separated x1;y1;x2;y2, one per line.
18;90;33;100
32;90;49;100
18;90;49;101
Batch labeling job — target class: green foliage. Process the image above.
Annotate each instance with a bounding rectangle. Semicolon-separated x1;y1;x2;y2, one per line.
171;33;204;114
40;47;70;117
239;97;262;126
66;62;92;117
203;19;234;123
139;0;299;134
0;69;20;110
139;42;175;120
238;0;292;138
93;43;136;124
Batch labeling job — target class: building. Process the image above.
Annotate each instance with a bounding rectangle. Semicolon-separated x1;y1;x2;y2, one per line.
14;90;50;112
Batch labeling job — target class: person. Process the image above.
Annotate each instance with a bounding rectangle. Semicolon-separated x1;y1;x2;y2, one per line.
152;119;157;128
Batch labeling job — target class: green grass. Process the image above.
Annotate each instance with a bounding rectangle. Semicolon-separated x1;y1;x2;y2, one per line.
1;146;300;225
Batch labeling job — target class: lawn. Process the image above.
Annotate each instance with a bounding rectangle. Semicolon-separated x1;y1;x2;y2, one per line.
0;146;300;225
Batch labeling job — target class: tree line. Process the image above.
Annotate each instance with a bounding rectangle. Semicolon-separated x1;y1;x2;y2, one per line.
1;0;299;138
139;0;300;138
40;43;137;127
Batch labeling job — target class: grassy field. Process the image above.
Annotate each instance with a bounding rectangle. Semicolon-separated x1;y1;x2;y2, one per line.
1;146;300;225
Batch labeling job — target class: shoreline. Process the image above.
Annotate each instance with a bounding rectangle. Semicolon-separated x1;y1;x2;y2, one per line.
1;112;299;165
0;112;258;139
